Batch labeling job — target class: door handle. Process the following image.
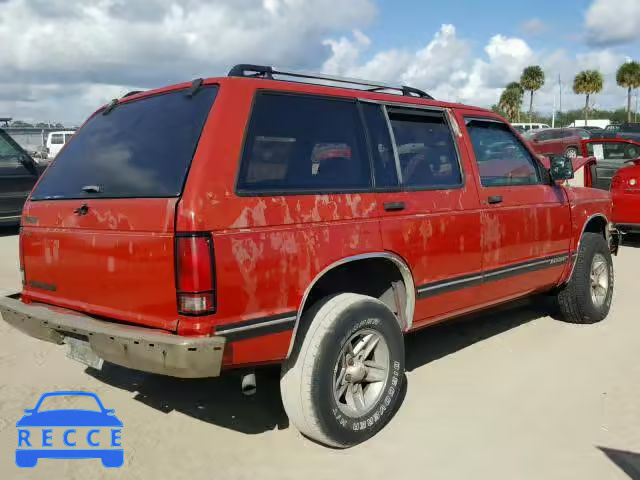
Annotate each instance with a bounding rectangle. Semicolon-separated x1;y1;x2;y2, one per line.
487;195;503;204
383;201;406;212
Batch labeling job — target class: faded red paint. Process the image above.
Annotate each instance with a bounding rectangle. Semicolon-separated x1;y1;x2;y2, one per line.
611;160;640;227
19;76;614;370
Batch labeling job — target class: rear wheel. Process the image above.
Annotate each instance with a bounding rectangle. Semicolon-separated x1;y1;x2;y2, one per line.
280;293;405;448
565;146;579;159
555;233;614;323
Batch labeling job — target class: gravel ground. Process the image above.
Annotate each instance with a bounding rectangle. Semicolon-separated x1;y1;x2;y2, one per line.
0;226;639;479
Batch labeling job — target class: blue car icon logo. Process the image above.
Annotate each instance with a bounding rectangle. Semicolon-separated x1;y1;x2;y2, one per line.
16;391;123;468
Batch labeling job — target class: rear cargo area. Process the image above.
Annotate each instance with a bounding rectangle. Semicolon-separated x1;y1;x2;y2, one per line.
22;199;179;330
20;85;219;331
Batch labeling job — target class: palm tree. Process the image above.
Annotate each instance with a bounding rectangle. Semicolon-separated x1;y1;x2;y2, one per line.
616;61;640;122
573;70;604;126
520;66;545;123
498;83;523;122
505;82;524;121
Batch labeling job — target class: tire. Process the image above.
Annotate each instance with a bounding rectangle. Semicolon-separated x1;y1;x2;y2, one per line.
565;146;579;159
280;293;405;448
555;232;614;323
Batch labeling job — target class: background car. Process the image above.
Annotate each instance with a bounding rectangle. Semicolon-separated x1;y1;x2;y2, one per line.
611;157;640;233
581;138;640;190
511;122;550;132
0;128;42;225
527;128;583;158
45;131;75;159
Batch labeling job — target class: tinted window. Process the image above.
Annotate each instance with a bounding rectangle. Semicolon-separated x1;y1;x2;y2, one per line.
0;131;24;166
50;134;64;145
237;93;370;193
360;103;398;188
466;119;540;187
32;87;217;200
388;108;461;188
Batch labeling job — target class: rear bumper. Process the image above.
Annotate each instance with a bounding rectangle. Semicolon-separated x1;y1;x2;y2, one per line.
0;296;225;378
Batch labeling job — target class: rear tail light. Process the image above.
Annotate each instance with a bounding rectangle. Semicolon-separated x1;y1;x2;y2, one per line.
175;234;216;316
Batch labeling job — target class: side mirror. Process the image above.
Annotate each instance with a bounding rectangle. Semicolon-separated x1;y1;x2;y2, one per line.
549;155;574;182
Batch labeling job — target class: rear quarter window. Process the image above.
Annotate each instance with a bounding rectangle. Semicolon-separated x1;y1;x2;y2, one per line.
236;92;371;194
32;86;218;200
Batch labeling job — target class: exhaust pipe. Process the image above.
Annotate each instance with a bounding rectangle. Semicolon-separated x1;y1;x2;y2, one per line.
241;372;256;396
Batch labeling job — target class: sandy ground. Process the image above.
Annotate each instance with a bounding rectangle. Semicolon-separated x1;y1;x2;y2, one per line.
0;226;639;479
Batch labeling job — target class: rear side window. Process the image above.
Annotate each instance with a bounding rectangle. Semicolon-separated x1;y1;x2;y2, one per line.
387;108;462;189
465;118;540;187
236;92;370;193
32;87;218;200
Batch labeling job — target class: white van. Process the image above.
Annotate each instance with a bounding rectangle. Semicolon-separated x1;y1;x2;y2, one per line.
511;123;550;132
46;131;75;159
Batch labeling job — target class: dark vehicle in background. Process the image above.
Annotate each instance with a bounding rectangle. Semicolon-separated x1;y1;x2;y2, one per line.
0;128;42;225
581;138;640;190
527;128;583;158
591;123;640;141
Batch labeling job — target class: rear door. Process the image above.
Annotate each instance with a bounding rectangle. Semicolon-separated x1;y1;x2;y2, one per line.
22;86;218;330
370;103;484;327
460;114;571;302
0;130;38;221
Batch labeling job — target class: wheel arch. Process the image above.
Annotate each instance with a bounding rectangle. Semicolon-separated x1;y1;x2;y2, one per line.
566;213;610;282
286;252;415;358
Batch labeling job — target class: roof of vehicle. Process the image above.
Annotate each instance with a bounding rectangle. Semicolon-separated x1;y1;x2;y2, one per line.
102;65;500;120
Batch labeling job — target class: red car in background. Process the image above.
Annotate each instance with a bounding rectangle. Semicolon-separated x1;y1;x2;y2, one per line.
581;138;640;233
527;128;584;159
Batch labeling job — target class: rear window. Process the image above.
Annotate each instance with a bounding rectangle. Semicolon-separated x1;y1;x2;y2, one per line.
236;92;370;194
31;87;218;200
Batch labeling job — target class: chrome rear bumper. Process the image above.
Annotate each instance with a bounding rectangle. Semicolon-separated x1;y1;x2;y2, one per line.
0;295;225;378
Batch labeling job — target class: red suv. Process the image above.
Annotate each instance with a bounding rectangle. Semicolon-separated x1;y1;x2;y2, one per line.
527;128;584;158
0;65;618;447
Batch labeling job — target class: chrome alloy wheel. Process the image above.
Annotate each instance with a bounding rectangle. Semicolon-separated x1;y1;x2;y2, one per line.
333;329;390;418
590;253;610;307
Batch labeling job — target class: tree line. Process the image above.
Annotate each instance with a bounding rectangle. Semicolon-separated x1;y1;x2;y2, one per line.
496;61;640;125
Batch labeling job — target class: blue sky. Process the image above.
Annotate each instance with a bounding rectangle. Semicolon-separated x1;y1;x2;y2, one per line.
1;0;639;123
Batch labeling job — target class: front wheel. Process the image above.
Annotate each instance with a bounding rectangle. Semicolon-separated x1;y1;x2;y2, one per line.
280;293;405;448
555;232;614;323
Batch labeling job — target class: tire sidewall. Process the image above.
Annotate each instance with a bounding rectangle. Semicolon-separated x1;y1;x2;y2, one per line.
310;299;404;446
578;234;614;321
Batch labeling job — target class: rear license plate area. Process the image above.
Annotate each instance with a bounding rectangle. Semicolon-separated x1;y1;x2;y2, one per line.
64;336;104;370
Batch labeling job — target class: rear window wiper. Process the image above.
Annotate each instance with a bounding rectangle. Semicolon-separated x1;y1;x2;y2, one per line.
187;78;203;98
82;185;102;194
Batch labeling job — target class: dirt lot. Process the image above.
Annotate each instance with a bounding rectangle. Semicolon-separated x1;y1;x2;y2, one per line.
1;226;639;479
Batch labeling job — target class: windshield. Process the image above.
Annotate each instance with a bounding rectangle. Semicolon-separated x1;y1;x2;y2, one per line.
31;87;218;200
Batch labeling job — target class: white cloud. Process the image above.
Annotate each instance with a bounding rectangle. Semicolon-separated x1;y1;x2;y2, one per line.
0;0;376;123
320;24;633;114
520;18;547;35
585;0;640;46
1;0;638;124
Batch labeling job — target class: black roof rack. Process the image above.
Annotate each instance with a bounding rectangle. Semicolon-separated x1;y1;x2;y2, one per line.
227;64;433;100
121;90;142;98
